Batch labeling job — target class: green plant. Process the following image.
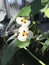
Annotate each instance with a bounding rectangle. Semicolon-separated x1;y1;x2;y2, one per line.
1;0;49;65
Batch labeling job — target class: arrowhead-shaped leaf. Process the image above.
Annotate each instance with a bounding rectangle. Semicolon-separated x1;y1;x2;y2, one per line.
2;39;19;65
2;38;30;65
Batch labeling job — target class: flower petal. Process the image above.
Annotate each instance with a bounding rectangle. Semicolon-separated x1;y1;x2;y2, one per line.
16;17;23;25
18;26;28;33
16;17;30;26
22;20;30;27
18;33;27;42
27;31;33;39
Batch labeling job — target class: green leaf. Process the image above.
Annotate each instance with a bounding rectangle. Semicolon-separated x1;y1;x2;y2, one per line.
14;39;30;48
40;8;46;12
41;0;48;7
6;5;31;30
41;0;48;4
38;30;49;41
42;45;47;53
44;8;49;18
41;40;49;53
6;15;17;30
40;2;48;12
9;38;30;48
17;5;31;16
2;38;30;65
2;39;19;65
6;0;46;30
7;34;16;42
44;40;49;47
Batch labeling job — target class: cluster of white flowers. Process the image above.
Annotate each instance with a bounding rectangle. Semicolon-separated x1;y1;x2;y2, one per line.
16;17;33;42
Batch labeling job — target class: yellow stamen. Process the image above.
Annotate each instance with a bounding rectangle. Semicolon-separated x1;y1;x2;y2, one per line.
22;31;28;36
21;18;26;23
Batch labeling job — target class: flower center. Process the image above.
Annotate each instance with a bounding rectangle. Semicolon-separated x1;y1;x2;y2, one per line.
22;30;28;36
21;18;26;23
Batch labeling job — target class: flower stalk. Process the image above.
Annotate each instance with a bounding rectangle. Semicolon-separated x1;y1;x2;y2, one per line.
24;47;46;65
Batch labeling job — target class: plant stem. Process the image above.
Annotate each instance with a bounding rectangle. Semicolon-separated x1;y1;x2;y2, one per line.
3;36;8;46
39;29;49;40
40;42;44;45
24;47;46;65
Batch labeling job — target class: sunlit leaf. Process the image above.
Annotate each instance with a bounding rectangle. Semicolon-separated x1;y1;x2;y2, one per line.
17;5;31;16
40;8;46;12
44;8;49;18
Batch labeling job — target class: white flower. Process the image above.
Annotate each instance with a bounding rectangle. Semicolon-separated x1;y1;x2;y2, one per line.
18;26;28;33
16;17;30;27
18;33;27;42
18;26;33;42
